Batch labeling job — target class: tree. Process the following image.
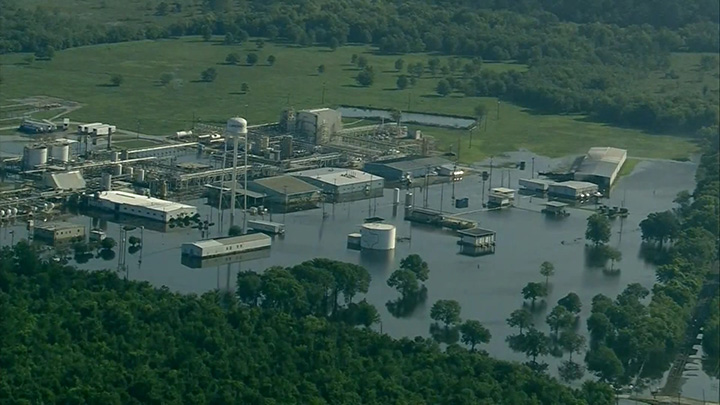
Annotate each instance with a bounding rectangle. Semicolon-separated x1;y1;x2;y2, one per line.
255;39;265;49
509;327;550;363
225;52;241;65
236;270;262;306
507;308;533;334
585;345;624;382
317;64;325;74
202;26;212;42
639;211;680;246
109;74;124;87
155;2;169;15
605;247;622;271
351;54;358;64
128;236;141;246
436;79;451;96
228;225;242;236
522;282;547;306
474;104;488;127
400;254;429;282
35;46;55;60
558;293;582;315
699;55;718;71
430;299;462;329
558;330;586;361
223;33;235;45
587;312;613;343
546;305;574;338
241;83;249;93
200;67;217;82
586;213;611;246
387;269;419;297
558;360;585;382
539;261;555;288
460;320;491;351
246;53;259;66
356;66;375;87
394;58;405;71
328;38;339;51
267;55;276;66
100;237;116;250
357;56;368;68
342;299;379;327
159;72;174;86
73;242;89;256
396;75;409;90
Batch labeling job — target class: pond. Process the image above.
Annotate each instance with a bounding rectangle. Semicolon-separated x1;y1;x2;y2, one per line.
338;106;476;129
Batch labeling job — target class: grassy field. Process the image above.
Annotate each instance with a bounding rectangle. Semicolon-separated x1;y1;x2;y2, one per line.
637;53;720;97
0;37;699;162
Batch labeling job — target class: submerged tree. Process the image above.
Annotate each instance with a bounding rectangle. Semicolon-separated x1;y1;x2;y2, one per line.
539;261;555;288
507;308;533;334
460;320;491;351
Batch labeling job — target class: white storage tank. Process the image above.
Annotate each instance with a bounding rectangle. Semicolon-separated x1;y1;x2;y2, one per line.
393;188;401;205
360;223;396;251
24;145;48;168
125;166;134;178
113;164;122;176
405;192;413;208
347;233;362;249
51;143;70;162
134;168;145;182
111;151;120;162
101;172;112;191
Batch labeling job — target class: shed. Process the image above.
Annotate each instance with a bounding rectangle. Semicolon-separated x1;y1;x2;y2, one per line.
249;175;320;211
548;181;599;199
33;222;85;244
181;233;271;258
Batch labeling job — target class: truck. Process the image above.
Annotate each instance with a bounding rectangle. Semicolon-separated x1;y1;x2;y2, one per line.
92;125;116;136
247;219;285;235
78;123;102;134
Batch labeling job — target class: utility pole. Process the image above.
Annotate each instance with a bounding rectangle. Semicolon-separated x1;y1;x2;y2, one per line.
243;109;249;235
496;101;500;120
488;157;493;192
440;181;444;213
531;157;535;179
451;164;457;201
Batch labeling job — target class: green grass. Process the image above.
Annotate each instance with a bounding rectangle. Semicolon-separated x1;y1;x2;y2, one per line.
0;37;698;162
637;53;720;98
113;139;163;148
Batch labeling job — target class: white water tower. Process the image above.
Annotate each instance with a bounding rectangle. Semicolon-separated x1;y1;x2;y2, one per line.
226;117;248;229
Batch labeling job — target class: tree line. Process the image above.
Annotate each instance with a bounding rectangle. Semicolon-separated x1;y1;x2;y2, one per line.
0;245;618;404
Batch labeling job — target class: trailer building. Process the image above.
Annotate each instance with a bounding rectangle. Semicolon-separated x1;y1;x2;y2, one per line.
181;233;271;258
88;190;198;222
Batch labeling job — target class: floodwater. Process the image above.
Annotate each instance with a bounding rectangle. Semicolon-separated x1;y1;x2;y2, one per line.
1;153;715;399
337;107;475;129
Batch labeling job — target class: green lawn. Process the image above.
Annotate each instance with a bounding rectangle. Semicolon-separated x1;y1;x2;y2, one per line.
0;37;698;162
637;53;720;98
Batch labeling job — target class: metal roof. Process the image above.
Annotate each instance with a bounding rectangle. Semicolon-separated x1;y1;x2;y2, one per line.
492;187;515;194
458;228;495;237
252;175;320;195
44;171;86;190
190;233;271;249
290;167;381;186
369;156;451;172
96;191;196;212
35;222;84;231
576;147;626;178
204;183;267;199
550;181;598;190
545;201;568;208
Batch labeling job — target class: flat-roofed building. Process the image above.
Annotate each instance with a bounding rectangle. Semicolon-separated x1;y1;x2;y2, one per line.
181;233;271;258
574;147;627;190
363;156;451;180
290;167;384;202
88;191;197;222
548;181;599;199
33;222;85;244
249;175;320;211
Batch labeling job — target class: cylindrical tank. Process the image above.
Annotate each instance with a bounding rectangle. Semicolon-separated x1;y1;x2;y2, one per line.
10;207;18;216
113;164;122;176
393;188;401;205
125;166;134;178
0;209;5;218
111;151;120;162
51;143;70;162
24;145;48;168
404;192;413;208
121;150;129;160
102;172;112;191
226;117;248;136
160;181;168;197
134;168;145;182
347;233;362;249
360;223;396;251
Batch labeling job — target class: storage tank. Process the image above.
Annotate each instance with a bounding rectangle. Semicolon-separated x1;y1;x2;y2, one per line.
347;233;362;249
121;150;129;160
51;143;70;162
101;172;112;191
360;223;396;251
111;151;120;162
113;164;122;176
23;145;48;169
134;168;145;182
393;188;401;205
125;166;134;178
404;192;413;209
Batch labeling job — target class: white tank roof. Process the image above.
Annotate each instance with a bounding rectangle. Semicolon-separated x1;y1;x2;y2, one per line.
362;223;395;231
226;117;248;134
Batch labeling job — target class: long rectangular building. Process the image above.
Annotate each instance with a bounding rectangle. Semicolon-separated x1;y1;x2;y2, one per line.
574;147;627;190
289;167;384;202
181;233;271;258
88;190;197;223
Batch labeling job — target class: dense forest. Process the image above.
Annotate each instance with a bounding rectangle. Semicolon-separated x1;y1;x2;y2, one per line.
584;131;720;383
1;0;718;135
0;251;616;404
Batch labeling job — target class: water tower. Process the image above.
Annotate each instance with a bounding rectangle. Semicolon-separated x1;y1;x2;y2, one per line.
226;117;248;230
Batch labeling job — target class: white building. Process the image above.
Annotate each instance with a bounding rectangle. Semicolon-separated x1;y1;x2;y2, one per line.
181;233;271;258
574;147;627;190
296;108;343;145
289;167;384;201
548;181;599;199
88;190;197;222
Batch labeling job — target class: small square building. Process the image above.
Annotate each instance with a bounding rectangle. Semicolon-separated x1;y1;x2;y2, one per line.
249;175;320;212
34;222;86;244
457;228;496;256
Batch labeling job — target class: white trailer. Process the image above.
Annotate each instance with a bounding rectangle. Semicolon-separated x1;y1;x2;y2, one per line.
93;125;116;136
181;233;272;258
78;123;102;134
248;220;285;235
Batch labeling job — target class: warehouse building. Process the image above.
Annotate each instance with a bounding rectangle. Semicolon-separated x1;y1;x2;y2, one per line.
43;171;87;191
181;233;271;258
296;108;343;145
289;167;384;202
249;175;320;211
574;147;627;190
519;178;555;193
88;190;198;222
548;181;599;199
34;222;85;244
363;156;452;181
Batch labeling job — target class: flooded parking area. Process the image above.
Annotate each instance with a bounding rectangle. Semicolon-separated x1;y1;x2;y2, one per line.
0;154;715;398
